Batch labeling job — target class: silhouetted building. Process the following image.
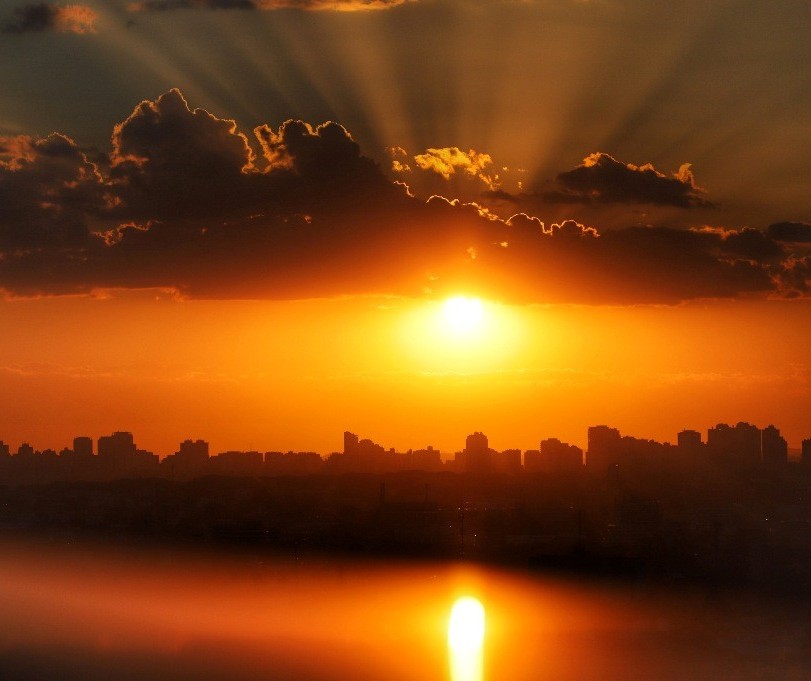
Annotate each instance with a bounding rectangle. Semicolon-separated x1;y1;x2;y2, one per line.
96;431;158;478
524;438;584;473
586;426;621;471
404;446;442;471
335;431;389;470
163;439;210;479
762;425;788;467
537;438;584;473
178;439;209;461
17;443;34;458
73;436;93;458
0;441;9;458
343;431;359;455
677;429;702;450
497;449;523;475
98;431;136;463
707;422;761;468
676;429;703;467
802;439;811;466
523;449;541;472
457;432;492;473
466;432;488;453
586;426;672;473
211;450;263;476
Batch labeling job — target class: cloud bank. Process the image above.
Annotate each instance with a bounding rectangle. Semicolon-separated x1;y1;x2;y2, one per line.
0;90;808;304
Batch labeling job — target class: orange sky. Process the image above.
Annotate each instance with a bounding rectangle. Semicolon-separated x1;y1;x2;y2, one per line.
1;292;808;455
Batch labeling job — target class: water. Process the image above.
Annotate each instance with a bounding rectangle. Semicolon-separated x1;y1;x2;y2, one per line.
0;538;808;680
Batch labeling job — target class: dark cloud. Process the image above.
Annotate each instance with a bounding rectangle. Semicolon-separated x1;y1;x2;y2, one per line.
0;90;808;304
692;226;786;263
767;221;811;243
553;153;714;208
109;89;258;221
254;119;385;189
108;89;392;223
2;3;96;34
0;133;107;250
481;219;775;305
128;0;408;12
488;152;715;210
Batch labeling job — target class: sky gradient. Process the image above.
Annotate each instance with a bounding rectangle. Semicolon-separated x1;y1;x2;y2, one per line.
1;0;809;455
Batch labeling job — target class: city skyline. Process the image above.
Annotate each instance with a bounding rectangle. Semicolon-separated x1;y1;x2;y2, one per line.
3;418;808;465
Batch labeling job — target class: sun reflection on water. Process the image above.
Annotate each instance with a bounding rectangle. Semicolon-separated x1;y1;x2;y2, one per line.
448;597;485;681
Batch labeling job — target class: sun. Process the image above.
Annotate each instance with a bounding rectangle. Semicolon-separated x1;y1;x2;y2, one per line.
443;296;485;334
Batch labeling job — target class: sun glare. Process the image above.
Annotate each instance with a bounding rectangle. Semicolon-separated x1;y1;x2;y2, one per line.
443;296;485;334
448;596;486;681
398;296;525;371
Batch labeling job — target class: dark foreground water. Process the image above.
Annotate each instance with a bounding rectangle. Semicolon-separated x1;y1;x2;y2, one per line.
0;537;809;681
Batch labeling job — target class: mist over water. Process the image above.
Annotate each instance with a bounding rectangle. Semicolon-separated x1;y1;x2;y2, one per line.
1;537;809;681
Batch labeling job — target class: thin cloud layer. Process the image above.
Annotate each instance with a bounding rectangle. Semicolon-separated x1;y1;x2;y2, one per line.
2;3;96;34
128;0;409;11
0;90;808;304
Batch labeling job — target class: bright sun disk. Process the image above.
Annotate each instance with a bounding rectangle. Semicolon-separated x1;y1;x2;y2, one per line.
443;296;485;334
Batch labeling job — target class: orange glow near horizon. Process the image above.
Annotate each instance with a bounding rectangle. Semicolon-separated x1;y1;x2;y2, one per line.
0;293;809;456
449;596;486;681
399;297;525;374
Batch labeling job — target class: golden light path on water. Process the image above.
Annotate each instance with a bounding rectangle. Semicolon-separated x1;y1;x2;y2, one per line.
448;597;486;681
0;538;810;681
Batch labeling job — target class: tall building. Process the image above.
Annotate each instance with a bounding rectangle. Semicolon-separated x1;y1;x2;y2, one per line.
802;439;811;466
676;429;703;466
73;436;93;458
677;430;702;450
177;439;209;462
586;425;621;470
16;443;34;458
97;431;136;462
343;431;359;455
762;425;788;467
536;438;584;473
707;422;761;468
464;432;491;473
498;448;523;474
465;432;488;453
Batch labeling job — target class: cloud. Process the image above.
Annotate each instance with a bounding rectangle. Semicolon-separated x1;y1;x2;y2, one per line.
387;146;410;173
128;0;408;12
413;147;499;190
767;222;811;244
0;133;107;250
109;89;258;221
0;90;808;304
553;152;713;207
488;152;714;209
2;3;96;34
